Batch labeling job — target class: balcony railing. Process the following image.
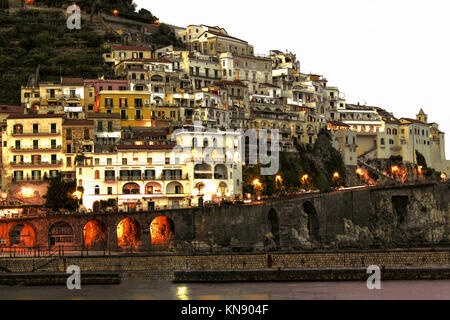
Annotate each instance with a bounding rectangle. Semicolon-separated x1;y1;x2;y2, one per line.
11;146;62;152
10;160;63;167
12;131;60;136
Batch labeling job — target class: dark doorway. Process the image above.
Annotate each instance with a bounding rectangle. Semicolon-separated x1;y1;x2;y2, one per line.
304;201;320;241
392;196;409;225
268;209;280;248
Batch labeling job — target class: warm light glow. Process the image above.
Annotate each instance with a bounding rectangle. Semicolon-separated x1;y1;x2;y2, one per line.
356;168;364;176
112;9;119;16
418;165;423;174
72;190;82;200
150;216;175;245
117;218;142;248
176;286;189;300
441;173;447;182
333;172;340;179
252;179;260;186
301;174;310;184
21;188;34;198
391;165;400;174
83;220;106;249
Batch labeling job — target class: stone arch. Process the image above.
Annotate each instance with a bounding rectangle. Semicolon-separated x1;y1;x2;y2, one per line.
49;221;74;246
9;224;35;247
145;182;162;194
151;75;163;82
303;201;320;241
116;217;142;248
267;208;280;248
123;183;140;195
150;216;175;245
83;219;107;249
214;164;228;180
166;181;184;195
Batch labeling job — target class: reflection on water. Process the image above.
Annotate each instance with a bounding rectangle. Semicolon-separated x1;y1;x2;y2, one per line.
0;279;449;300
176;286;189;300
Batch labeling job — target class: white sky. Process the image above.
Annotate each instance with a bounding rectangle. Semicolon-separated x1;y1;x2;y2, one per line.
135;0;450;158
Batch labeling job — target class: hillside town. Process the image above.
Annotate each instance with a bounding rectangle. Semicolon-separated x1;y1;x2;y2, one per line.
0;13;449;215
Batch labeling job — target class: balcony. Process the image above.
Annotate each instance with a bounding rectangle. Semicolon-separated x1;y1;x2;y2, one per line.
64;106;84;113
10;160;63;167
12;131;60;137
119;176;143;182
11;146;62;152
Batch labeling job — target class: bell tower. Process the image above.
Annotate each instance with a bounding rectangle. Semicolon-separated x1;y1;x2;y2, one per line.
416;108;428;123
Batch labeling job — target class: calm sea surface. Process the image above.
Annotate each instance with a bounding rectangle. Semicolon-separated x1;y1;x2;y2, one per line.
0;279;449;300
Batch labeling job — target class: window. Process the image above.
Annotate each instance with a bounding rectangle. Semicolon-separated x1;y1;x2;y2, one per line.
135;110;142;120
51;124;57;134
120;98;128;108
66;144;72;153
84;129;90;140
95;170;100;179
67;157;72;167
97;121;103;132
105;98;113;107
147;157;152;164
95;158;100;165
165;157;170;164
95;185;100;195
107;121;113;132
107;158;112;165
122;158;127;165
66;129;72;140
380;138;385;145
108;187;113;195
33;124;39;134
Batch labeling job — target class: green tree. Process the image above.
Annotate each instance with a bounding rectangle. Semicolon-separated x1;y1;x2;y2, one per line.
44;177;78;211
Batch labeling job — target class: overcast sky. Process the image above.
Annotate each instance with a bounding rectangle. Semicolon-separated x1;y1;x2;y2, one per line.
135;0;450;158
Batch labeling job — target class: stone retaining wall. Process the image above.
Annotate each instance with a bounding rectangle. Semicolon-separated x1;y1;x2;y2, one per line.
0;251;448;275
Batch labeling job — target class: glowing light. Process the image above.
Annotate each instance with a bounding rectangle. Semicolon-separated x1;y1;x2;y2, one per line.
356;168;364;176
441;173;447;182
391;165;400;174
112;9;119;16
83;220;106;249
418;165;423;175
150;217;175;245
117;218;142;248
300;174;310;184
72;190;82;200
333;172;340;179
176;286;189;300
20;188;34;198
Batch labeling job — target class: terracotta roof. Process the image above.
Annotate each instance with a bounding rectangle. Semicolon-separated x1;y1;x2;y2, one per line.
400;118;429;125
213;80;247;88
111;45;151;52
133;131;169;137
7;114;64;120
61;78;84;86
117;144;176;151
202;30;247;43
328;121;349;127
63;119;94;126
121;58;171;63
0;105;25;114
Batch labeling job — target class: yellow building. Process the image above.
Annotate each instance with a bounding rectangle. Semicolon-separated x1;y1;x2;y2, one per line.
98;90;152;127
103;44;152;66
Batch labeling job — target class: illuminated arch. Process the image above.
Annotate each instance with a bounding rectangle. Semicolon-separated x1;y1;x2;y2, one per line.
150;216;175;245
116;217;142;248
83;220;107;249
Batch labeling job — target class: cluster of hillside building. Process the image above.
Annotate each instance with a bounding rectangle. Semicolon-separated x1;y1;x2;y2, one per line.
0;24;448;212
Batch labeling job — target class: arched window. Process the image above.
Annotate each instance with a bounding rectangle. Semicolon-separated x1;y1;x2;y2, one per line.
95;185;100;195
387;128;392;135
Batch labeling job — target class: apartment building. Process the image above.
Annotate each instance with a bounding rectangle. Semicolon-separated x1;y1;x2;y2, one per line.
76;144;191;212
103;44;152;66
